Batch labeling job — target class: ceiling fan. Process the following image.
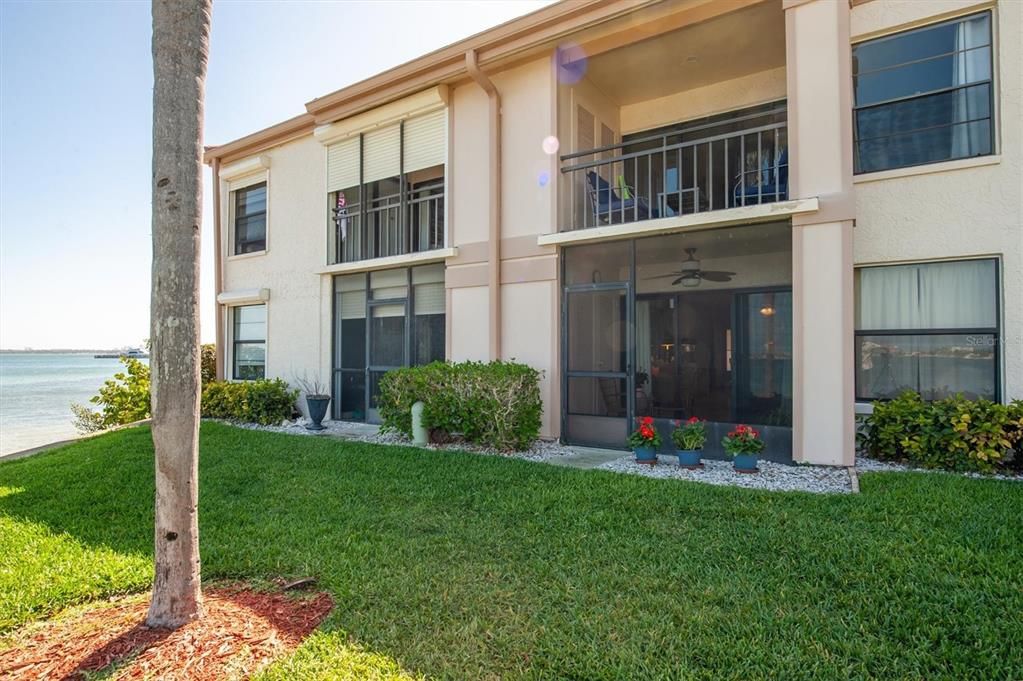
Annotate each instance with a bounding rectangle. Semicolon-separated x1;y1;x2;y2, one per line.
645;248;735;288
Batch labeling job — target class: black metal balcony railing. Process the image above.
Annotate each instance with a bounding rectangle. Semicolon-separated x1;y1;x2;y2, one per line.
560;115;788;231
334;181;444;264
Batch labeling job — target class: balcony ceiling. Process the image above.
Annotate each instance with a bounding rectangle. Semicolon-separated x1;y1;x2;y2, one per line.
635;221;791;265
582;0;786;105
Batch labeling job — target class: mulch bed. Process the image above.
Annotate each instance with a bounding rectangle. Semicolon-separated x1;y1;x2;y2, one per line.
0;583;333;680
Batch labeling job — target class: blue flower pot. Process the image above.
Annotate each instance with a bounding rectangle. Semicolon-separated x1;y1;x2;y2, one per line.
733;453;759;473
677;449;703;468
634;446;657;465
305;395;330;431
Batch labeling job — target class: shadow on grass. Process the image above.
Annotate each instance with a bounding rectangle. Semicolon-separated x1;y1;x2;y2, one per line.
3;422;1023;679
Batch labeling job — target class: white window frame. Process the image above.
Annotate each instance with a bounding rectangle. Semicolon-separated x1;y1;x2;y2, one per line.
218;290;270;381
853;256;1002;403
851;9;999;177
220;155;271;260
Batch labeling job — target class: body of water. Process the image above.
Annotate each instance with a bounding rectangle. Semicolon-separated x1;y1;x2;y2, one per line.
0;353;139;456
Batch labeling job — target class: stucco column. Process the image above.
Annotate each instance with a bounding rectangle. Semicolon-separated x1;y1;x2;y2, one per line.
785;0;855;466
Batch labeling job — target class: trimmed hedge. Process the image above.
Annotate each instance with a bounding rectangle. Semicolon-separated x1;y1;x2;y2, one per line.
378;360;542;450
201;379;298;426
859;391;1023;473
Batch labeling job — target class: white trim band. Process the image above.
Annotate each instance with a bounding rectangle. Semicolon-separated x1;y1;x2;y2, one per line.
219;155;271;181
537;198;820;247
316;247;458;275
217;288;270;305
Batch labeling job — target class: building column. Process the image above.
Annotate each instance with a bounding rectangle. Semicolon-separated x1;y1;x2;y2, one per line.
785;0;856;466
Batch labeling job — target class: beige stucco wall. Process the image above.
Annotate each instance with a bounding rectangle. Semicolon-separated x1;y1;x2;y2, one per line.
851;0;1023;401
450;83;490;248
449;286;490;362
786;0;856;467
448;56;562;437
502;280;558;437
620;66;787;134
219;135;331;415
493;58;556;240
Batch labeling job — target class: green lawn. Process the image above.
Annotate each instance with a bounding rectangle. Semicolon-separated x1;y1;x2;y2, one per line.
1;423;1021;680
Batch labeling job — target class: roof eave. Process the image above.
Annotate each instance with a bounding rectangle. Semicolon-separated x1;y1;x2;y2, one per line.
204;0;664;164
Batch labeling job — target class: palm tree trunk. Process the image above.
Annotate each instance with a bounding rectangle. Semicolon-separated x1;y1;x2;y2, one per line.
146;0;211;629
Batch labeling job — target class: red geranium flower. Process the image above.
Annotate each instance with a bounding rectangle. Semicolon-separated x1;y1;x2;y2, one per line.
687;416;700;424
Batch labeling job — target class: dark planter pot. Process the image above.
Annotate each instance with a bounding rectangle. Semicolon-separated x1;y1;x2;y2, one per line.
733;453;759;473
634;446;657;465
677;449;703;468
305;395;330;431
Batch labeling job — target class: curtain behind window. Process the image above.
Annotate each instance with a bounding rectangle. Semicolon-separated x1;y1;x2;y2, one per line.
856;259;996;330
951;14;991;158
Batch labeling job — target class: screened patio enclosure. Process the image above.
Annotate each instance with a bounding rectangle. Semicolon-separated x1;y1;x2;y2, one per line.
332;264;445;423
562;222;794;460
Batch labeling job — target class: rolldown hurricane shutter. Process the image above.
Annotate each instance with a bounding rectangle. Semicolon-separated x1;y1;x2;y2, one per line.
363;125;401;183
414;283;445;315
327;136;360;192
403;109;447;173
339;291;366;320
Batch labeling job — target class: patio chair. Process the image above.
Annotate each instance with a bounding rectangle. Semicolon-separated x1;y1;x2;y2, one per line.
587;171;656;225
660;166;703;216
598;377;627;417
733;148;788;206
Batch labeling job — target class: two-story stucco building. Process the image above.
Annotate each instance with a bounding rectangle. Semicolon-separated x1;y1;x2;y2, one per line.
204;0;1022;467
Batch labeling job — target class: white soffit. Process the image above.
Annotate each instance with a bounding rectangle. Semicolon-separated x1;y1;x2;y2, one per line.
219;155;271;182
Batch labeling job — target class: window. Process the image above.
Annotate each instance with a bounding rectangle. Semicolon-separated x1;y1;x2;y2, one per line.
331;263;445;422
233;182;267;254
232;304;266;380
855;259;999;401
852;12;993;174
327;110;446;264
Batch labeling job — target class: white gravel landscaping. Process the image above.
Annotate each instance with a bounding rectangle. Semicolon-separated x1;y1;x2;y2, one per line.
215;419;1022;491
215;417;575;462
856;455;1023;482
597;454;854;494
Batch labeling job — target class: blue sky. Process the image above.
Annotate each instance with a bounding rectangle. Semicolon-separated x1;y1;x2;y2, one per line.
0;0;552;349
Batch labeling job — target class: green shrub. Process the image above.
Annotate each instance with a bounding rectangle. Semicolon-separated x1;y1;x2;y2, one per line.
201;379;298;425
860;391;1023;474
71;358;151;433
200;344;217;385
378;360;542;450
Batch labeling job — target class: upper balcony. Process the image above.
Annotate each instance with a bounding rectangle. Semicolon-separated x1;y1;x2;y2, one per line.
330;171;445;265
322;103;448;266
555;0;788;234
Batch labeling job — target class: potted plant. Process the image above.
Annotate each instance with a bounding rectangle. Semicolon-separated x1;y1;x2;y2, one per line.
295;375;331;431
722;424;764;473
628;416;661;465
672;417;706;468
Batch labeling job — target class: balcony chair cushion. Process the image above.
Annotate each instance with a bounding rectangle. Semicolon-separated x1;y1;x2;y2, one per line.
587;171;657;220
735;148;788;200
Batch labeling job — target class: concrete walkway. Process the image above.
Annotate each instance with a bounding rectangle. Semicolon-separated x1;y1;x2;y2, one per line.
547;446;626;469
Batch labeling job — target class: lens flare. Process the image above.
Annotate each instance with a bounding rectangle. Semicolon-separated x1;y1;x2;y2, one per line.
538;171;550;187
556;42;587;85
542;136;560;155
